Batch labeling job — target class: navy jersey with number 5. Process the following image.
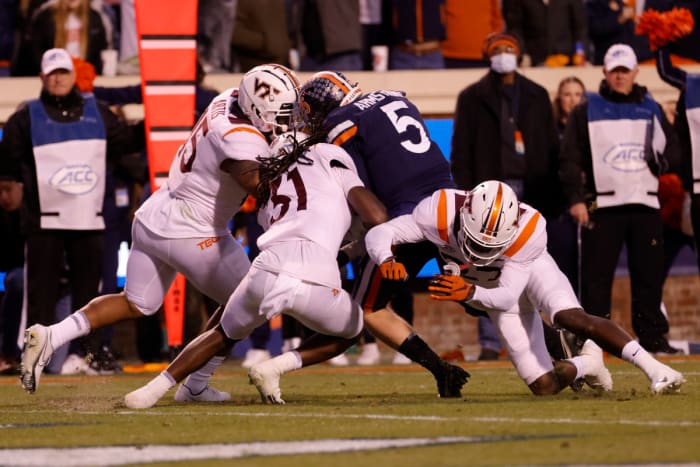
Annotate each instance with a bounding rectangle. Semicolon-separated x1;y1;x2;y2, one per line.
324;90;455;218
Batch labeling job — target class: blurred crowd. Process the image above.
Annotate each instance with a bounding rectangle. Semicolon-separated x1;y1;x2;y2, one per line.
0;0;699;375
1;0;699;78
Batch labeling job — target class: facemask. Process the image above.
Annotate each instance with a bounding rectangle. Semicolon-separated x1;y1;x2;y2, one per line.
490;53;518;74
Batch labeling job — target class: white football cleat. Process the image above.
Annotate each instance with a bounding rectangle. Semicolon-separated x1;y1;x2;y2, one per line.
580;339;613;391
61;354;93;375
328;353;350;366
356;343;380;365
248;361;285;404
651;367;686;395
174;384;231;402
124;384;165;409
20;325;54;393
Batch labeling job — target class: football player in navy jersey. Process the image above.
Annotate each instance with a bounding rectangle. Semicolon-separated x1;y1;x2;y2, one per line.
248;71;471;401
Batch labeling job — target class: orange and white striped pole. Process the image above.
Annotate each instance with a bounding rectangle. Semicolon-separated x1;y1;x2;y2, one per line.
135;0;197;350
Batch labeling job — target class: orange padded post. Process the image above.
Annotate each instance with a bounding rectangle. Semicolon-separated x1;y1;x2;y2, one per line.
135;0;197;349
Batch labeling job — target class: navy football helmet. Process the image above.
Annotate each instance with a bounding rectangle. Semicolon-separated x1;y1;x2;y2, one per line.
300;71;361;133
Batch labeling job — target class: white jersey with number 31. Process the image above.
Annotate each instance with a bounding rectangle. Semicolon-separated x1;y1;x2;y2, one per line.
254;143;364;288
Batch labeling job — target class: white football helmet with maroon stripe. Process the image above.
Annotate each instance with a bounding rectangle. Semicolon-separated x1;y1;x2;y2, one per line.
238;64;302;136
458;180;520;266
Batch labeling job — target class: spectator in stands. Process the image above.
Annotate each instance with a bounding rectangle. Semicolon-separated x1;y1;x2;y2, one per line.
198;0;237;73
553;76;586;139
292;0;362;72
450;32;561;359
653;30;700;275
560;43;681;355
585;0;651;66
382;0;445;70
505;0;588;67
441;0;504;69
359;0;385;71
0;48;145;363
18;0;111;75
549;76;586;296
116;0;139;75
230;0;291;72
10;0;49;76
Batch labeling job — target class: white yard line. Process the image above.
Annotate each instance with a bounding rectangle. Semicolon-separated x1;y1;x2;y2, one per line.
3;409;699;428
0;436;515;466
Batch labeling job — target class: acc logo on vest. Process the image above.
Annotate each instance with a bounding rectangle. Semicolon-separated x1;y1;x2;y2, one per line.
603;143;647;172
49;164;99;194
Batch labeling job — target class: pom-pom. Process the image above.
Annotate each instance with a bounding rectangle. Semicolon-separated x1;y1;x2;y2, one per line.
71;57;96;92
636;7;695;51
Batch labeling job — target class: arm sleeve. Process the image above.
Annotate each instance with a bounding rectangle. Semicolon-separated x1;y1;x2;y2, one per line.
100;104;145;157
365;214;426;265
93;85;143;106
655;47;687;91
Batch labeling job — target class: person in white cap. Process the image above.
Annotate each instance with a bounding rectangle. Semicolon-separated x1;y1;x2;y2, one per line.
0;47;146;374
560;43;682;355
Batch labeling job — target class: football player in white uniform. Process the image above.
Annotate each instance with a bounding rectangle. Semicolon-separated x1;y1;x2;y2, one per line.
365;180;686;395
20;64;302;400
123;130;388;408
247;71;470;403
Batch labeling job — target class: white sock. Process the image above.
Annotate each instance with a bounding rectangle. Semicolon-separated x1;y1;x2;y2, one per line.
621;341;662;380
149;371;176;395
567;356;587;380
270;351;302;373
49;311;91;349
181;355;225;393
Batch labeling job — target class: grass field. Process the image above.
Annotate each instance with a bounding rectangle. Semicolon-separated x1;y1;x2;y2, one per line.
1;357;699;466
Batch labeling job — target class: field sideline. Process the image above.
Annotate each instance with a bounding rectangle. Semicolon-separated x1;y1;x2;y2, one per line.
1;357;698;466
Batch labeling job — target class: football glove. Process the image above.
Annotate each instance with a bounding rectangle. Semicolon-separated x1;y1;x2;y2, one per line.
379;257;408;281
429;275;475;302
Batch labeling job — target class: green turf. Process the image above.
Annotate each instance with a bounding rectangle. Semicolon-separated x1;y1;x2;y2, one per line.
1;359;698;466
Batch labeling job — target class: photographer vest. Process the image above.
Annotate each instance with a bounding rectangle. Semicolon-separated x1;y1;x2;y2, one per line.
28;94;107;230
587;92;665;209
